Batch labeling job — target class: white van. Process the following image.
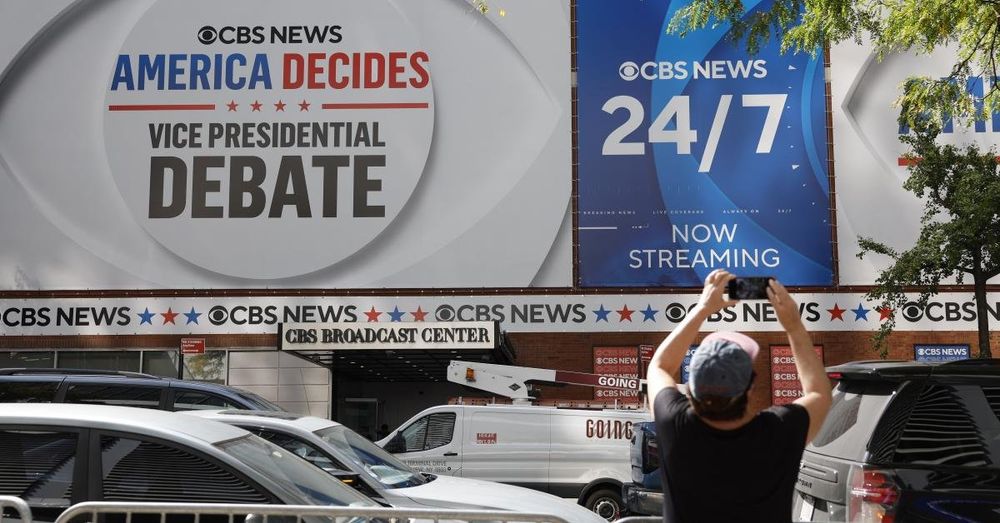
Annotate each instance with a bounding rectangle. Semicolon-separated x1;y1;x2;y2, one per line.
376;404;650;521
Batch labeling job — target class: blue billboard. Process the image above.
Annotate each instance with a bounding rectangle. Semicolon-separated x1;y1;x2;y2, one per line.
577;0;832;287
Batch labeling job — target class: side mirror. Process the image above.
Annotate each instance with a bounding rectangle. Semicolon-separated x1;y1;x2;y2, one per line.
382;431;406;453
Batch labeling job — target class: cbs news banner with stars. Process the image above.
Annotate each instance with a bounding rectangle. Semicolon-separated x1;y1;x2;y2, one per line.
1;294;998;335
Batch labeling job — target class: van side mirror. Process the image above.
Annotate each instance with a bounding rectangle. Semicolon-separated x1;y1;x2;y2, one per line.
382;431;406;453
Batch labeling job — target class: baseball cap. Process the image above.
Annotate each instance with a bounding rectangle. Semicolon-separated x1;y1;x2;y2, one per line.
688;331;760;400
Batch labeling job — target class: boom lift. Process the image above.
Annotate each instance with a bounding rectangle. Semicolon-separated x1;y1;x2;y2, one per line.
446;360;643;406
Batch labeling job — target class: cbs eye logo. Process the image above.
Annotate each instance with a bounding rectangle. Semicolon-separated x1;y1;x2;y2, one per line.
664;303;688;323
618;61;640;81
435;305;456;321
901;301;924;322
197;26;218;45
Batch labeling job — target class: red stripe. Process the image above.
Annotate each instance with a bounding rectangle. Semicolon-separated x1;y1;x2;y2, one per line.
897;157;919;166
108;104;216;111
321;102;429;110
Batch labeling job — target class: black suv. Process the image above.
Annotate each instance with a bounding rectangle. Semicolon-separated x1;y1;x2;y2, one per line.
0;368;284;411
795;359;1000;522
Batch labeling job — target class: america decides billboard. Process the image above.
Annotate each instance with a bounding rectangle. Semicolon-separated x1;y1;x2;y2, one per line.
0;0;571;289
577;0;832;287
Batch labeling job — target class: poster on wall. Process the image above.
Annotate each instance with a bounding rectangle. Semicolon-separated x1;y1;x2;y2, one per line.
577;0;832;287
770;344;823;405
594;346;640;403
831;42;1000;285
0;0;571;290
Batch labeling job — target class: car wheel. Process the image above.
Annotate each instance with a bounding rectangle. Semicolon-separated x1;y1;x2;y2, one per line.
585;488;622;521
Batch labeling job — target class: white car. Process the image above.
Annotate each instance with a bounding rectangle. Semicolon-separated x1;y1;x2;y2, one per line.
0;404;377;521
184;410;605;523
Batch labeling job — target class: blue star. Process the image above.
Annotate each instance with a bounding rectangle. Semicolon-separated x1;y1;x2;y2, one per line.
641;304;659;321
593;305;611;322
388;306;405;322
137;308;154;325
184;307;201;325
852;303;870;321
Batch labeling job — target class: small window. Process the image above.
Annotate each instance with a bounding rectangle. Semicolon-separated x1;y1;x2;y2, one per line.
399;413;455;452
65;384;162;409
892;384;990;467
250;429;349;473
0;381;58;403
100;435;269;503
0;430;77;506
171;391;239;411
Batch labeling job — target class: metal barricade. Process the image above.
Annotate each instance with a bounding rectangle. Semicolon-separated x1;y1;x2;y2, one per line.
0;496;32;523
52;502;571;523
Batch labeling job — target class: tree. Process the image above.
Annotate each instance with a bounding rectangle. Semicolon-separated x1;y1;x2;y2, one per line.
858;118;1000;358
667;0;1000;129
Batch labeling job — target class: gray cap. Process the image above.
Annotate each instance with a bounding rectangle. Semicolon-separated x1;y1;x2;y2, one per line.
689;331;760;400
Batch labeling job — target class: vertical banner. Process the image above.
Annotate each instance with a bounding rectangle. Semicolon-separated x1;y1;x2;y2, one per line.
577;0;832;287
914;344;970;362
639;344;655;378
594;346;640;403
770;345;824;405
680;345;698;383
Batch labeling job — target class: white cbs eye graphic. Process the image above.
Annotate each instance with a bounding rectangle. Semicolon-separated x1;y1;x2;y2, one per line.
618;61;640;81
0;0;571;288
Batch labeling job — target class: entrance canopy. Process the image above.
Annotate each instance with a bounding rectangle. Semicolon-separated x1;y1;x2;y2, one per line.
277;321;514;382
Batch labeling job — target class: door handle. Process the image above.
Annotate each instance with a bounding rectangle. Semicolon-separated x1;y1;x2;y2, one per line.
443;452;458;457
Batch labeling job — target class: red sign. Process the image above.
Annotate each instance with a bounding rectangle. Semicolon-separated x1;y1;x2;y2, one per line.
770;345;824;405
593;346;640;403
180;338;206;355
475;432;497;445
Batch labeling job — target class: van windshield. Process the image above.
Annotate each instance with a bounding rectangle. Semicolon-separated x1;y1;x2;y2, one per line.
314;426;426;489
219;435;378;506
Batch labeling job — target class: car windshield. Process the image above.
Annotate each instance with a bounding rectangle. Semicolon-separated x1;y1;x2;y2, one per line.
314;425;426;489
218;435;377;506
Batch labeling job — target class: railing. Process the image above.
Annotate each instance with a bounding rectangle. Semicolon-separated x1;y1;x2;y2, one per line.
51;502;573;523
0;496;31;523
612;518;660;523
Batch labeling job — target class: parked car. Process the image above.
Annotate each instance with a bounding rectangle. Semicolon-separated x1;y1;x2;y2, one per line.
622;421;662;516
0;368;283;411
376;403;649;521
0;403;377;522
795;359;1000;522
184;409;606;523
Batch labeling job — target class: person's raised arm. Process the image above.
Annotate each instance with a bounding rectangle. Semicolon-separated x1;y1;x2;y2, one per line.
767;279;832;443
647;269;737;412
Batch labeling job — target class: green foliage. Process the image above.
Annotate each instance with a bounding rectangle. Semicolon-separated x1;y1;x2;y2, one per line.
859;119;1000;356
668;0;1000;126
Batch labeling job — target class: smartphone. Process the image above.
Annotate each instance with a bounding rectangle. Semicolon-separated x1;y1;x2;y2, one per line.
727;277;773;300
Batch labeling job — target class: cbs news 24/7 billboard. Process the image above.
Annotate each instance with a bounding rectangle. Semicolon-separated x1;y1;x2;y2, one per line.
0;0;571;290
577;0;833;287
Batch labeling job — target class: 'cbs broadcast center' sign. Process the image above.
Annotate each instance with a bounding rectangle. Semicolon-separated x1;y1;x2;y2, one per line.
279;321;497;351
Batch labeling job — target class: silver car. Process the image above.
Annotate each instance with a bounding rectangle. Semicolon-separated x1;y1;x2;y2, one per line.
184;410;605;523
0;404;378;521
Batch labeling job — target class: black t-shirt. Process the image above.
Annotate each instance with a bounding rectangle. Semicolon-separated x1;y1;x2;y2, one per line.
653;387;810;523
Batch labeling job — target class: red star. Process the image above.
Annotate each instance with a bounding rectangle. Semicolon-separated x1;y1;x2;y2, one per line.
298;100;311;111
827;304;845;321
161;308;179;325
226;100;238;112
876;306;894;321
411;307;428;321
365;307;381;322
274;100;286;111
617;305;634;322
250;100;262;112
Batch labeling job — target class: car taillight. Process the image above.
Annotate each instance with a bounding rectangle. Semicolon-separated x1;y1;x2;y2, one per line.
848;466;899;523
642;434;660;474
